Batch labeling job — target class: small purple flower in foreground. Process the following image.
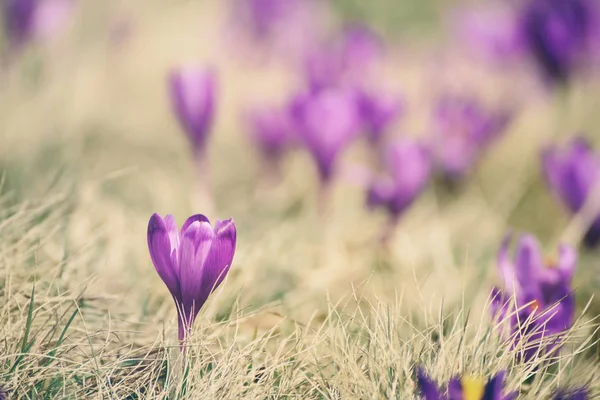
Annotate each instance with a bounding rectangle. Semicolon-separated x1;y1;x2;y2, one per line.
554;387;589;400
169;67;217;155
542;137;600;247
246;105;293;163
356;89;404;145
367;139;431;222
289;88;359;184
147;213;236;342
432;96;511;180
492;233;576;361
416;367;517;400
520;0;599;85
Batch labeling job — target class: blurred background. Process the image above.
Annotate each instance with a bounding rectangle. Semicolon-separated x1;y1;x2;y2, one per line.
1;0;600;396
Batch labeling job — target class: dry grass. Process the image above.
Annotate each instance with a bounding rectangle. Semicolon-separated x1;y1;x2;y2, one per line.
1;0;600;398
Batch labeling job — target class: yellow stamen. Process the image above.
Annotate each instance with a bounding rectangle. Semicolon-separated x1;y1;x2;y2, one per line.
529;299;542;312
461;376;485;400
544;255;557;269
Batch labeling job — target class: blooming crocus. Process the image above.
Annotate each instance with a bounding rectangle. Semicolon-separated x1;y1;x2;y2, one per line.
289;88;359;185
367;139;431;224
147;213;236;342
432;96;511;181
2;0;74;50
246;105;293;164
520;0;598;86
492;233;576;361
553;387;589;400
356;89;404;146
416;368;517;400
542;137;600;247
304;24;383;92
169;66;217;155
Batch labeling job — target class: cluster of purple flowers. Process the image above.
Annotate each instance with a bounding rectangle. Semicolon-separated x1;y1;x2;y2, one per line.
416;368;588;399
3;0;594;396
456;0;600;86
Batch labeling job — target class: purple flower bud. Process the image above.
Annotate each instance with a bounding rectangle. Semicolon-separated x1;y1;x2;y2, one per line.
520;0;599;85
169;67;217;154
416;368;517;400
246;105;293;162
356;89;404;145
367;139;431;219
542;137;600;247
432;96;511;180
147;213;236;342
289;88;360;184
492;233;576;361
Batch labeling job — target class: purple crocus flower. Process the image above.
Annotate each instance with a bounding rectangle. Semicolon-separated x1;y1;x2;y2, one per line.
519;0;598;85
492;233;576;361
235;0;297;40
3;0;37;47
147;213;236;342
452;4;525;64
554;387;589;400
432;96;511;180
356;89;404;145
416;368;517;400
304;23;383;92
2;0;74;49
169;67;217;155
367;139;431;221
246;105;293;163
289;88;359;184
542;137;600;247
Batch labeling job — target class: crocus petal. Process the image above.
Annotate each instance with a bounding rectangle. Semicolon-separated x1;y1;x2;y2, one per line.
497;233;516;293
556;243;577;281
483;371;505;400
147;213;180;298
202;218;237;294
177;220;215;329
181;214;211;234
553;387;589;400
416;368;444;400
447;377;463;400
514;235;544;298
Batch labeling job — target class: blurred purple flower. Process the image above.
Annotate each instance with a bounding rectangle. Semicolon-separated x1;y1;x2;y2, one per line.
169;67;217;155
520;0;599;85
3;0;74;48
492;233;576;361
147;213;236;342
367;139;431;221
3;0;37;47
236;0;297;40
453;4;525;63
553;387;589;400
542;137;600;247
246;105;293;163
432;96;511;180
289;88;360;184
304;23;383;92
416;368;517;400
356;89;404;145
